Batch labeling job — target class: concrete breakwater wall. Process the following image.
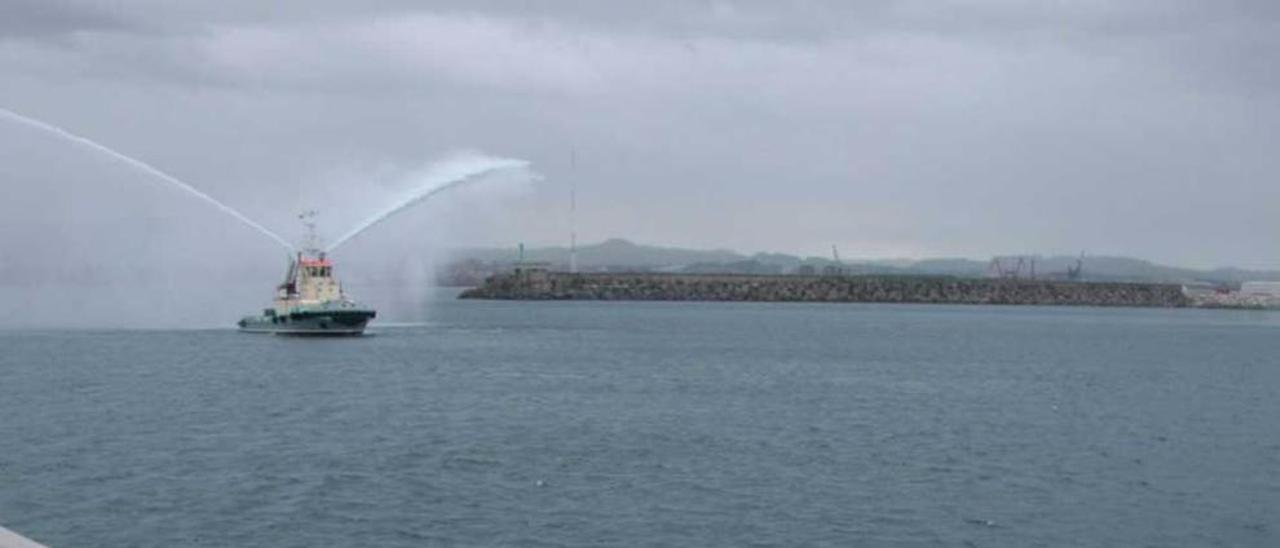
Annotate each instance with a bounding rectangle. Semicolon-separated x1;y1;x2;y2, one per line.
459;271;1191;307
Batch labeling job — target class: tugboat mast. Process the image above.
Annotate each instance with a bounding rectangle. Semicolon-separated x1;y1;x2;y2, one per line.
298;210;323;258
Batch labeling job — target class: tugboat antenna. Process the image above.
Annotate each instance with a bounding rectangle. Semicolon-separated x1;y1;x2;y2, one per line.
298;210;321;256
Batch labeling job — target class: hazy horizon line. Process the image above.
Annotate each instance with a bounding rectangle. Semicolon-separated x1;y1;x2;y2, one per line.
445;237;1280;274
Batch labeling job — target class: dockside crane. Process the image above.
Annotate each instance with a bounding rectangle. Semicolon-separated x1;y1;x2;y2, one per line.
989;256;1027;279
1066;252;1085;281
824;245;845;276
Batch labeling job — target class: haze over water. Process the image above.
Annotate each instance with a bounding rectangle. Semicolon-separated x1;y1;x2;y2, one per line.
3;3;1279;547
2;296;1277;547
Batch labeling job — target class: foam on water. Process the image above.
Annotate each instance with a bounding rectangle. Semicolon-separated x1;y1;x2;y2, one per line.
2;302;1277;546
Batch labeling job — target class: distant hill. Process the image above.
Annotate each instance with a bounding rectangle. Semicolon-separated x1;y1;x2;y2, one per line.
445;238;1280;286
452;238;741;269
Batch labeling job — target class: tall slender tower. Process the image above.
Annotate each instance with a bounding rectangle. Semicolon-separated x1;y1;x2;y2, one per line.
298;210;320;254
569;148;578;274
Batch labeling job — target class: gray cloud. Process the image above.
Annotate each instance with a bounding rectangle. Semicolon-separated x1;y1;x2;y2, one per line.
1;0;1278;327
0;0;137;40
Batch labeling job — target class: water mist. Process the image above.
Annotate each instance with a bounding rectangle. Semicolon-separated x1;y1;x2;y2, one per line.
0;107;296;252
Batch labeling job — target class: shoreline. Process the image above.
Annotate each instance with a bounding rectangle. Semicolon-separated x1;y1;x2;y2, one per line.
460;270;1192;308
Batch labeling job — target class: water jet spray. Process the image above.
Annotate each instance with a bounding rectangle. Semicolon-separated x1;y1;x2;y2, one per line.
0;107;296;252
324;156;533;253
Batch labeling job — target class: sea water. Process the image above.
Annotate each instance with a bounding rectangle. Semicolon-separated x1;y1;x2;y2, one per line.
2;298;1277;546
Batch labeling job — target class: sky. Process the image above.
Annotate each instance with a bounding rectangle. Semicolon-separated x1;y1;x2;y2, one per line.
2;0;1279;284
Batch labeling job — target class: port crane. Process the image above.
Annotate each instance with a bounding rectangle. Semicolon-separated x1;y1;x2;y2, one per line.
989;256;1043;280
1066;252;1085;281
989;256;1026;279
824;245;845;276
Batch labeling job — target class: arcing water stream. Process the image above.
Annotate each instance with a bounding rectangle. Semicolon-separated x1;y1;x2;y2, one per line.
0;107;297;252
2;107;536;256
324;155;532;253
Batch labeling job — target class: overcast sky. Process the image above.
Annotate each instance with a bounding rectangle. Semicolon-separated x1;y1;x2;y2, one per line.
2;0;1279;271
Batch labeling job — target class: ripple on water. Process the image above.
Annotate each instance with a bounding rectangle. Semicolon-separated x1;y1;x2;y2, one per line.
0;305;1278;546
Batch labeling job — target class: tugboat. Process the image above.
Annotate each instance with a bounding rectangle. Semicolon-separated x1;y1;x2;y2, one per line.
238;213;376;335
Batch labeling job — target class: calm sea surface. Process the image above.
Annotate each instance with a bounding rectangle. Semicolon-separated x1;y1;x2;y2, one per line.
2;298;1278;547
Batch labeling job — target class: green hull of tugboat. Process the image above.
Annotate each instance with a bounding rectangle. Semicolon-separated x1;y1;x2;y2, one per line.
238;305;376;336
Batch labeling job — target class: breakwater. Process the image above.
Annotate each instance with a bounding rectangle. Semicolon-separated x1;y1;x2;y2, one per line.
459;270;1190;307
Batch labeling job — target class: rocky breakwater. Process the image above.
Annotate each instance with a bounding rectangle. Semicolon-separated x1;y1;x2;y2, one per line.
459;270;1191;308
